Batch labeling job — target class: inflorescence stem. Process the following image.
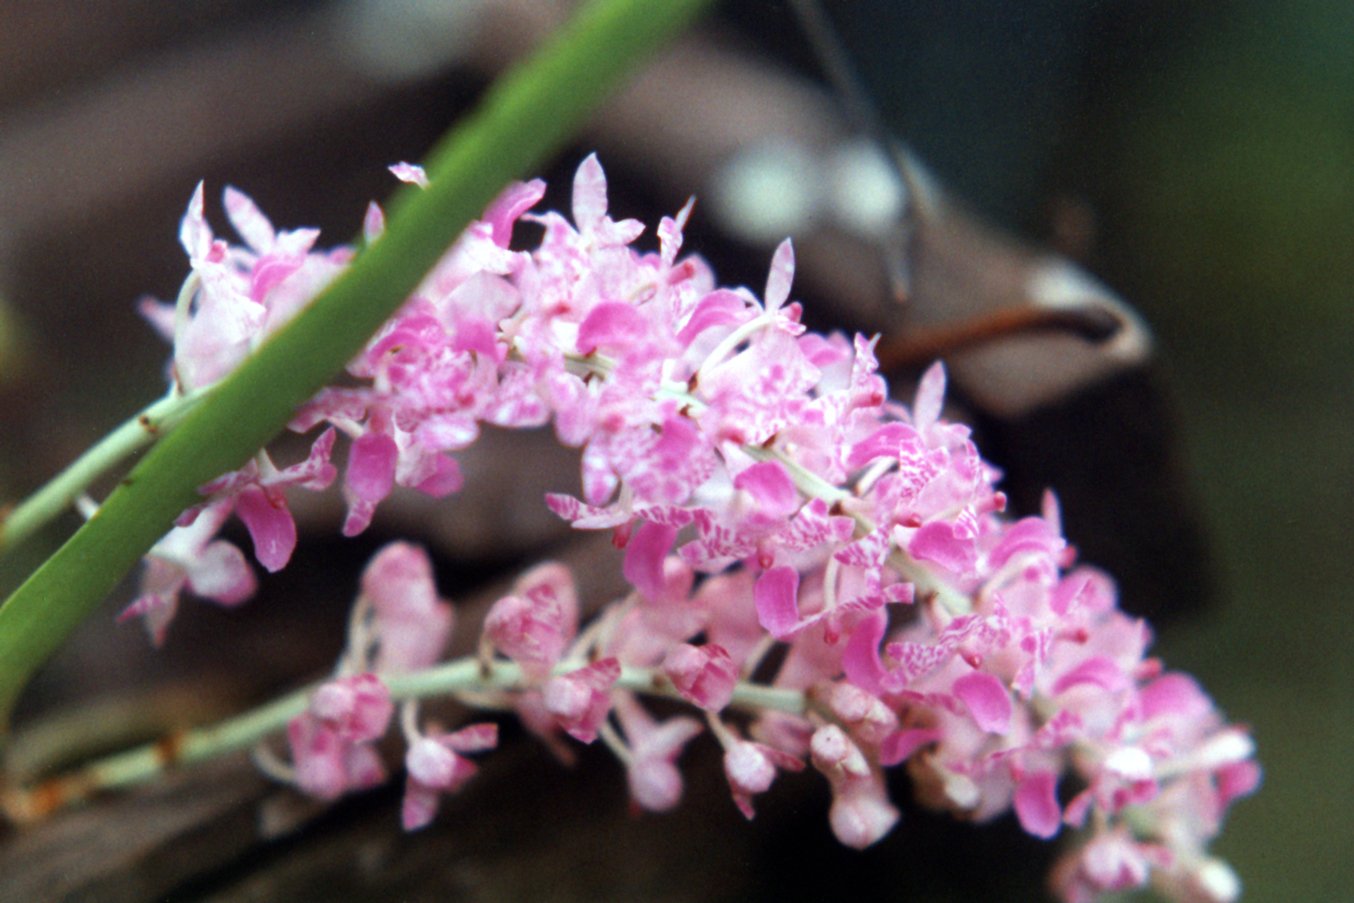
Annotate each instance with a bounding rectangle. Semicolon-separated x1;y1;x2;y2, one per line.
0;656;805;824
0;389;205;552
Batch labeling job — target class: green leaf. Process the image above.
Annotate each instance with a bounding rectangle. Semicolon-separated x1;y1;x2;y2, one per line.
0;0;714;729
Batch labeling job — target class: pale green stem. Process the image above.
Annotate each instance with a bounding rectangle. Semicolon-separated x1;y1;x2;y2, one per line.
596;720;633;765
692;311;775;387
0;389;205;551
1;656;806;822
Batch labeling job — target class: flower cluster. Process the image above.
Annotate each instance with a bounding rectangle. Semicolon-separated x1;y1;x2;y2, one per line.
130;155;1258;901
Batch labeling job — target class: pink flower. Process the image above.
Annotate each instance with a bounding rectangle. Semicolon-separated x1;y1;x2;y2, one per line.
613;695;702;813
1013;771;1062;839
484;561;578;679
661;643;738;712
401;722;498;830
309;673;394;742
753;565;801;640
732;460;800;525
542;658;621;743
622;519;680;602
145;183;342;391
568;152;645;247
952;670;1013;734
195;428;338;572
118;499;255;645
603;555;705;667
221;185;330;328
287;674;393;801
722;739;804;819
1051;828;1171;902
698;569;765;666
358;542;453;673
388;162;430;188
809;724;899;849
817;681;899;750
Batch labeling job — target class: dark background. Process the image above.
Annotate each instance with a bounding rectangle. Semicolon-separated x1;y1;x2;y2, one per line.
0;1;1349;900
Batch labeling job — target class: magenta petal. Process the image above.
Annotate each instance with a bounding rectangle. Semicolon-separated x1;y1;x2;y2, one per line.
953;671;1012;734
484;178;546;246
311;674;393;743
1217;760;1262;806
908;521;974;573
662;643;738;711
676;289;748;346
629;757;684;813
117;590;179;648
764;239;795;312
343;743;386;792
185;539;256;606
287;427;339;491
1014;771;1062;839
450;315;500;359
845;423;916;471
754;566;800;639
235;487;296;573
485;592;569;674
879;728;943;766
912;361;947;432
544;658;620;743
287;717;346;800
414;454;463;498
401;779;440;831
250;255;303;303
1052;656;1131;696
445;722;499;754
988;515;1063;570
842;610;887;695
733;461;798;519
360;543;436;611
179;181;212;259
406;737;461;788
363;201;385;242
223;185;276;252
388;161;429;187
359;543;454;672
653;414;701;468
623;520;678;601
343;498;378;538
347;431;398;503
577;301;649;355
571;153;608;230
1138;672;1211;721
724;742;776;819
828;788;900;850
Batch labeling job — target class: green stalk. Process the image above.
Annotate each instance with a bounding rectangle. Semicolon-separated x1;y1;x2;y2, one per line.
0;390;204;551
0;0;714;729
1;657;806;822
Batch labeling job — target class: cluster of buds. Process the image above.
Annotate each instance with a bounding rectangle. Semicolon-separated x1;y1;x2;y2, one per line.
128;155;1258;902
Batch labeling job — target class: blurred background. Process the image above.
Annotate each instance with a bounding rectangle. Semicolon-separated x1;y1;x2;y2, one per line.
0;1;1349;900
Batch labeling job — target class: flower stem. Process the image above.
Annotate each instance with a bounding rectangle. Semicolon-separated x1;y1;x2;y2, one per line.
0;656;805;823
0;390;204;552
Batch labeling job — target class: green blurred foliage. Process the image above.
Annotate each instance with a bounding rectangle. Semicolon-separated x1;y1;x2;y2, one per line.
1085;1;1354;899
1109;1;1354;368
833;0;1354;896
